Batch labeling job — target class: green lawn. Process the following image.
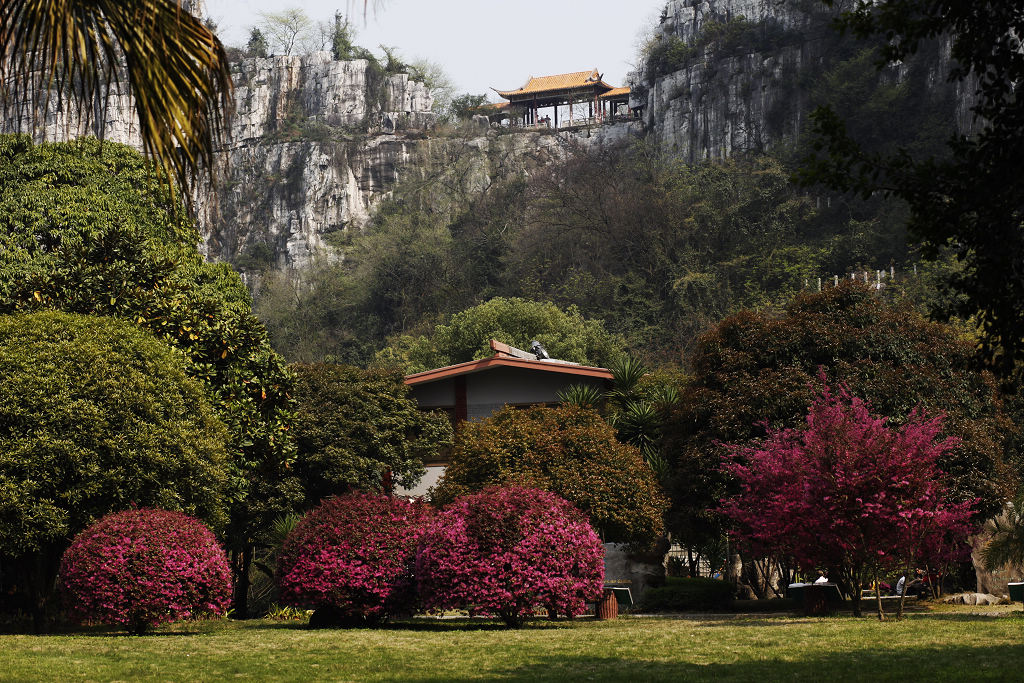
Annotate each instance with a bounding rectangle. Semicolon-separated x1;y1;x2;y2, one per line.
2;608;1022;682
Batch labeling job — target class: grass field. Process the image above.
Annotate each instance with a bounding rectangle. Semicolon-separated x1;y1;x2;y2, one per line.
3;606;1023;682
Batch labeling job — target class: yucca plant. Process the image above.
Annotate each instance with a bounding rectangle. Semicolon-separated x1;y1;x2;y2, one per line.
556;383;604;409
607;356;648;403
0;0;233;197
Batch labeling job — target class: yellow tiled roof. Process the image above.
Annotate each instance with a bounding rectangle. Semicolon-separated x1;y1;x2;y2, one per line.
495;69;615;98
599;86;631;99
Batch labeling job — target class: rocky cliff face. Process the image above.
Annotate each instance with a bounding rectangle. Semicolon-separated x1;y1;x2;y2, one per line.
633;0;973;162
194;53;436;269
3;52;436;269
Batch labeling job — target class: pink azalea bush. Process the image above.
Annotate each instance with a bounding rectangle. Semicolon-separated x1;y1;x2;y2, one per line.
59;509;231;634
416;486;605;627
720;380;976;617
276;494;433;623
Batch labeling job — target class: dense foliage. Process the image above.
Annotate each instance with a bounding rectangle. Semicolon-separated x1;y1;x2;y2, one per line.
415;487;604;627
0;136;297;614
256;140;929;365
721;382;975;617
289;364;452;504
433;405;667;547
59;509;232;634
0;312;229;622
0;312;229;607
277;494;432;623
378;297;625;373
800;1;1024;377
666;283;1015;557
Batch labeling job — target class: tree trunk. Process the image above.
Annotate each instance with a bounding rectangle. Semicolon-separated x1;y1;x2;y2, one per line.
896;560;912;619
842;565;862;617
873;566;886;621
231;545;253;619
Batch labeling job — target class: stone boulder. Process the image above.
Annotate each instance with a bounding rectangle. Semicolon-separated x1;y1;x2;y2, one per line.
942;592;1004;606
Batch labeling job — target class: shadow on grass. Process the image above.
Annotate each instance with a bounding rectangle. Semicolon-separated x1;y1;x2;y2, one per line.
247;618;577;633
401;644;1024;682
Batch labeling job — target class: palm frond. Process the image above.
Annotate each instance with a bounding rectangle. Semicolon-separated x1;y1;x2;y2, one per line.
981;499;1024;572
1;0;233;200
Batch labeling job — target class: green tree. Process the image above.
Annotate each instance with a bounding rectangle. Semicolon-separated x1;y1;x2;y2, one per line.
330;11;355;60
433;405;667;547
378;297;625;373
246;27;269;58
289;363;453;506
0;0;232;196
799;0;1024;377
0;135;298;616
449;93;489;120
0;311;230;624
667;282;1017;551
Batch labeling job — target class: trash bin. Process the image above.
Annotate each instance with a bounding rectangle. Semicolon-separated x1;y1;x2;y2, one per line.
803;583;842;616
595;588;618;620
1009;582;1024;602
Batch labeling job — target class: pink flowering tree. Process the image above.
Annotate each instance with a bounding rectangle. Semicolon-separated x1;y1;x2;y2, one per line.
416;486;605;627
720;381;976;619
276;494;433;625
59;509;232;634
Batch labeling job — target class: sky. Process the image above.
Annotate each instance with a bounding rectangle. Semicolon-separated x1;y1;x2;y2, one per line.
204;0;667;100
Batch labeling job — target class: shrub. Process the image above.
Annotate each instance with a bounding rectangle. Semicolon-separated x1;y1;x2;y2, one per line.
433;405;667;547
638;577;734;613
0;312;230;623
0;312;229;557
0;136;297;617
59;509;231;634
289;364;452;504
276;494;433;624
416;486;605;627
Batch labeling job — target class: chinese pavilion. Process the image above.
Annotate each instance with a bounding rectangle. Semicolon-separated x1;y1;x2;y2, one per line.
492;68;631;128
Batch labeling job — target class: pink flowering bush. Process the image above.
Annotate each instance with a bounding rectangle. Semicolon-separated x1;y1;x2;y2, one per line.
276;494;433;624
59;509;231;634
720;380;976;618
416;486;605;627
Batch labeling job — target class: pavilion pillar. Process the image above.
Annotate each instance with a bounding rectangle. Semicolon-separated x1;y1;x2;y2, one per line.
554;104;558;129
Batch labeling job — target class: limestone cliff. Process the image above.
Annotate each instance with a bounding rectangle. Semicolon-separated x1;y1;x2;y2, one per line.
633;0;972;162
2;52;435;269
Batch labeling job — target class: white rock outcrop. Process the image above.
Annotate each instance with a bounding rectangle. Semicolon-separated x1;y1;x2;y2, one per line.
2;53;435;268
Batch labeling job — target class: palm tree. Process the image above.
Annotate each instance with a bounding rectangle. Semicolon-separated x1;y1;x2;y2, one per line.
0;0;232;196
981;497;1024;574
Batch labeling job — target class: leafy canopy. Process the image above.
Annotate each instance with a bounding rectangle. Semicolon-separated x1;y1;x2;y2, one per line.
721;381;975;617
378;297;625;373
0;311;230;559
433;405;667;547
667;282;1016;539
289;363;452;506
0;136;298;614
